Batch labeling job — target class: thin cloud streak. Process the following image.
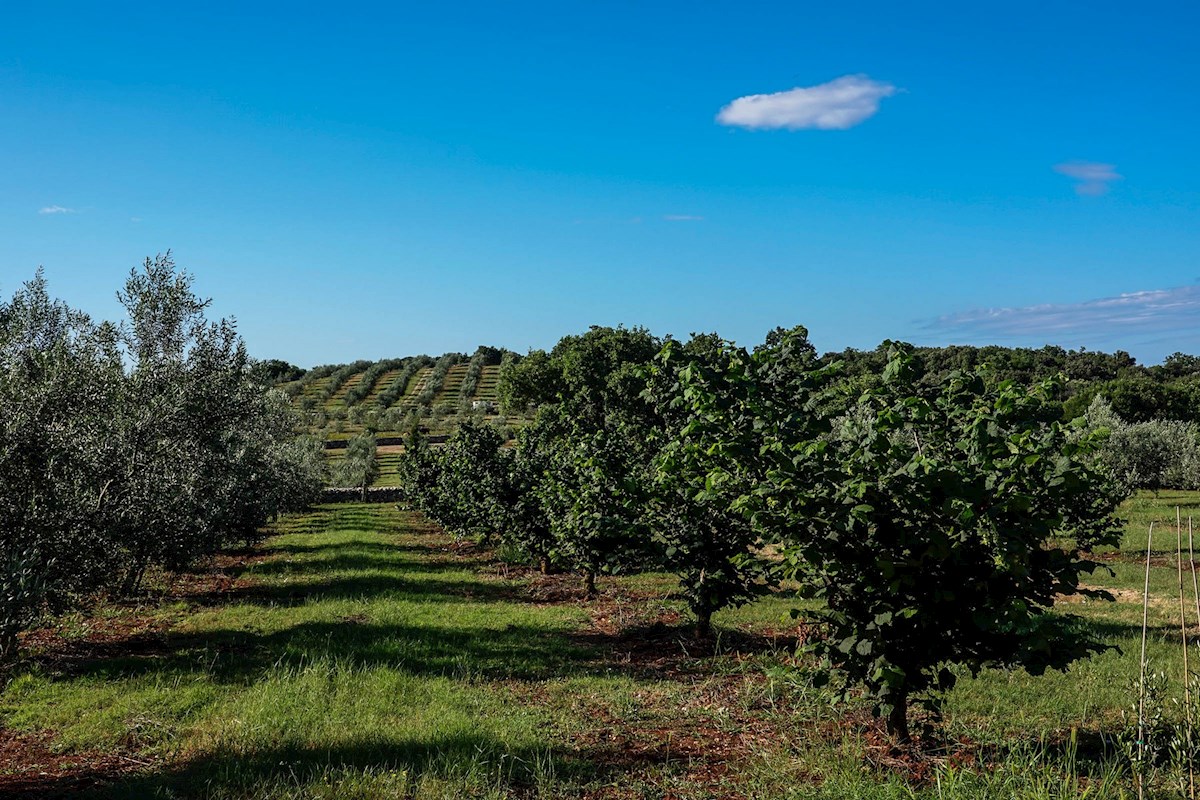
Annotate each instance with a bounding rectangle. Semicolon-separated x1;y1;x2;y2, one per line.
1054;161;1121;196
663;214;704;221
929;285;1200;338
38;205;76;214
716;74;896;131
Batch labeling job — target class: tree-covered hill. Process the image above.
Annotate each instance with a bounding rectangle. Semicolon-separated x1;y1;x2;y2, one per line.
279;339;1200;446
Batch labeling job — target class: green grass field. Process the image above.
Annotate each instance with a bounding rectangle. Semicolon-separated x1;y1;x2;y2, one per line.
5;495;1200;798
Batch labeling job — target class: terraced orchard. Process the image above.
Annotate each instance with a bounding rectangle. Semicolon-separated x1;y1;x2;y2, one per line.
280;347;523;445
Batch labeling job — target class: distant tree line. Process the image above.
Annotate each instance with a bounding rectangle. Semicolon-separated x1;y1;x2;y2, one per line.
397;325;1125;741
825;343;1200;423
0;255;325;674
283;342;1200;427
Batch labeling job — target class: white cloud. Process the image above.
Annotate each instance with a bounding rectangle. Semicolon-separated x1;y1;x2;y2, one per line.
929;285;1200;338
663;214;704;221
716;74;897;131
38;205;76;215
1054;161;1121;196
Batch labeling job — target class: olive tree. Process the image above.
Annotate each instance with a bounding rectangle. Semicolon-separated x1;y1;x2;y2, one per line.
0;272;123;668
1;255;331;671
335;433;379;501
1081;397;1200;494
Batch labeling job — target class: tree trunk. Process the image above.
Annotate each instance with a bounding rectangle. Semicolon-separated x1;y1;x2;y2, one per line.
583;569;596;596
695;607;713;639
0;630;18;668
886;693;910;743
360;480;368;502
120;562;147;596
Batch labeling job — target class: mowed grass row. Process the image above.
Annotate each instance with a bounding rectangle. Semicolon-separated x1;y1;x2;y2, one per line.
2;506;591;799
2;495;1199;798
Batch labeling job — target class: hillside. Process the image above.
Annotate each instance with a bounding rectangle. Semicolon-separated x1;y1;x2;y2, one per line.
277;347;523;444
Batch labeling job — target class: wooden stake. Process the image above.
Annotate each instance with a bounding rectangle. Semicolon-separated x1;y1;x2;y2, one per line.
1139;520;1154;800
1179;506;1194;800
1189;514;1199;800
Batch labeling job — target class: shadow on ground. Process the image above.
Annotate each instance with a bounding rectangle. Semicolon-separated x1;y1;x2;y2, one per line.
3;736;587;800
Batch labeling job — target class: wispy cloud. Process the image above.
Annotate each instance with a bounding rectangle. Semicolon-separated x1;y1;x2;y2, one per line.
663;214;704;221
929;285;1200;339
38;205;76;215
1054;161;1121;196
716;74;897;131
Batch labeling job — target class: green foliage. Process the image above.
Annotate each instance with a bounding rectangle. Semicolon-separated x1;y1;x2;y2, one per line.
252;358;306;386
0;270;124;665
498;415;557;573
315;360;373;406
343;358;406;406
376;355;433;409
762;345;1123;738
417;353;464;406
530;327;662;591
1080;397;1200;494
497;349;554;413
644;333;777;635
0;256;323;669
538;426;651;593
459;347;507;402
1065;376;1200;423
431;420;509;541
334;433;379;500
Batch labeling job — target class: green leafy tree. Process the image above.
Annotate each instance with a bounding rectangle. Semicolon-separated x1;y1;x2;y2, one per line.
336;433;379;501
497;349;552;413
430;420;508;541
759;345;1123;740
396;429;441;513
644;333;776;637
504;327;662;594
538;426;650;594
500;414;557;573
107;253;276;585
0;271;123;668
0;256;321;670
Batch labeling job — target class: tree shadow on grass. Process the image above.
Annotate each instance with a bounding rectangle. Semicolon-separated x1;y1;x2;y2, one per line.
53;617;597;685
7;735;591;800
247;551;486;579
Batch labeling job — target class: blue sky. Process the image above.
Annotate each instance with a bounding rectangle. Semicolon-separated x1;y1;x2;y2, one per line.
3;1;1199;366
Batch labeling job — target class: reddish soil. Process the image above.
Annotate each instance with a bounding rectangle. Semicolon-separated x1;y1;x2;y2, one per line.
0;728;151;799
1;549;271;797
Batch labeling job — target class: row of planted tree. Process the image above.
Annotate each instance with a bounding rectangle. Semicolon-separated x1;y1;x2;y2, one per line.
0;256;326;672
390;325;1128;741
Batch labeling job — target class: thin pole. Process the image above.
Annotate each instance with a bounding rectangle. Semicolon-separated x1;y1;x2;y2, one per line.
1189;515;1199;800
1139;520;1155;800
1179;506;1194;800
1191;517;1200;638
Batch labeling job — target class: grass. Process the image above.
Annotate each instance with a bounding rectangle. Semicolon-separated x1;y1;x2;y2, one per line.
5;493;1200;797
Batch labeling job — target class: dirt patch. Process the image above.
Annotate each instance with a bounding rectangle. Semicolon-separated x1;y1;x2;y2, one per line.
6;548;269;796
163;549;271;604
1057;584;1175;610
0;727;152;799
1096;551;1200;569
17;549;272;674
